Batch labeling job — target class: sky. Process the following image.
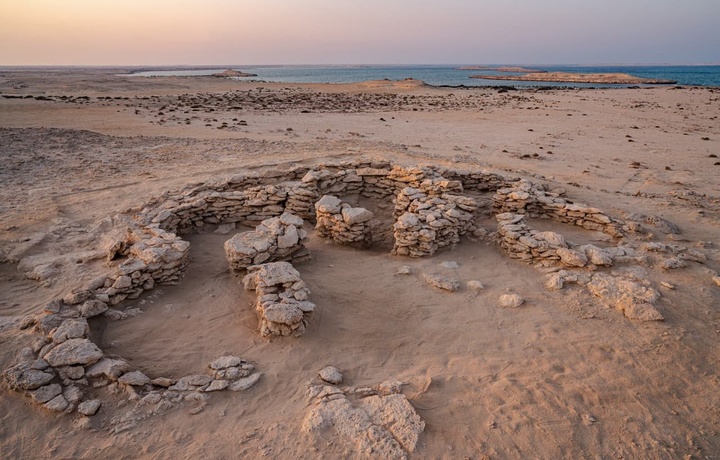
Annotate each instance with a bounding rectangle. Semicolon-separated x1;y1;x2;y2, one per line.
1;0;718;66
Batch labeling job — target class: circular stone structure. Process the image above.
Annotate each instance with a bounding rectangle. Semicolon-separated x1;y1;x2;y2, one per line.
2;158;669;416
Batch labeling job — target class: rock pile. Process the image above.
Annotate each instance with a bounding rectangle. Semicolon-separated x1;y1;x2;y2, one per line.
243;261;315;337
493;179;624;237
3;300;261;412
224;213;310;270
314;195;375;247
392;183;477;257
496;213;617;268
304;380;425;458
586;273;664;321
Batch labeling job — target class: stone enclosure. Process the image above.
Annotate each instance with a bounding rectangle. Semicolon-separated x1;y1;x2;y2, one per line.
6;158;710;436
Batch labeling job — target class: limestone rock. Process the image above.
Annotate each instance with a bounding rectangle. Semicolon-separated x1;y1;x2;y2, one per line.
209;356;244;370
85;358;131;381
254;262;301;287
44;394;69;412
556;248;588;268
304;384;424;458
228;373;262;391
587;274;663;322
31;383;63;404
342;207;374;225
467;280;485;290
204;380;229;392
423;274;460;292
78;399;101;416
396;265;412;275
79;299;109;318
499;293;525;308
50;318;89;343
43;338;103;367
315;195;342;214
263;303;304;325
2;362;54;391
118;370;151;386
319;366;343;385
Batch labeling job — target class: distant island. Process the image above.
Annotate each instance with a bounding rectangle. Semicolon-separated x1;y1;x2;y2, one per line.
469;71;677;84
455;66;547;73
211;69;258;78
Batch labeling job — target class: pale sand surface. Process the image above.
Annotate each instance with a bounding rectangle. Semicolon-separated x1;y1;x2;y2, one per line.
1;69;719;459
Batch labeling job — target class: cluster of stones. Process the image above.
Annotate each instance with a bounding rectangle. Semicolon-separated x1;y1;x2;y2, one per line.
2;297;260;414
314;195;375;247
304;379;425;458
493;179;625;237
102;223;191;305
10;158;664;416
242;261;316;337
224;213;310;270
392;181;478;257
496;213;617;268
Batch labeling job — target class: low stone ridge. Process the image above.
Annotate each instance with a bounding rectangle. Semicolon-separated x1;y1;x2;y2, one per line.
315;195;375;247
493;179;625;237
243;261;315;337
392;183;477;257
304;381;425;458
496;213;616;268
224;213;310;270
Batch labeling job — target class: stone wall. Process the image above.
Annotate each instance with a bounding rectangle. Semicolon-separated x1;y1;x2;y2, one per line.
493;179;624;237
392;183;478;257
242;262;316;337
225;213;310;270
314;195;375;247
496;212;617;268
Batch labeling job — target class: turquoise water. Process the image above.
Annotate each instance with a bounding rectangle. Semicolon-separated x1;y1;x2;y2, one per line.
131;65;720;87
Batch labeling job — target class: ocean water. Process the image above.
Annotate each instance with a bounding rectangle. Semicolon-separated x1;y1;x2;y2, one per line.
131;65;720;88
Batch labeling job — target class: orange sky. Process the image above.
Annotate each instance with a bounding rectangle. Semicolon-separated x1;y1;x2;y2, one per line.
1;0;718;65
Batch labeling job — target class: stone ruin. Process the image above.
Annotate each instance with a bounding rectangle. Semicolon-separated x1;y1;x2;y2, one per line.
6;156;716;450
392;182;478;257
224;213;311;270
314;195;375;247
242;261;316;337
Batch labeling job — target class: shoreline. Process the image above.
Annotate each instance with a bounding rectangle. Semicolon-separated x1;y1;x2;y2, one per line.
469;71;677;85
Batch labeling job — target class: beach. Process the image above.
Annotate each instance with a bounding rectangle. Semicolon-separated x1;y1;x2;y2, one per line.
1;68;719;459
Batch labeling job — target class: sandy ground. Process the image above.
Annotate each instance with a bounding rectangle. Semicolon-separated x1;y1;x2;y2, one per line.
1;69;720;459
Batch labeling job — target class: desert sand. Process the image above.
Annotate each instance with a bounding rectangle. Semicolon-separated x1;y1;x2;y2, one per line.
1;68;719;459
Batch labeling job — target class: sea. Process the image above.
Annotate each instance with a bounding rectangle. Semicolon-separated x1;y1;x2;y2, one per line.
129;65;720;88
